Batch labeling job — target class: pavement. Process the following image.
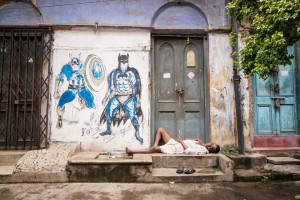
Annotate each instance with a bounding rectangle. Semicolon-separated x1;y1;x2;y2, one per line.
1;182;300;200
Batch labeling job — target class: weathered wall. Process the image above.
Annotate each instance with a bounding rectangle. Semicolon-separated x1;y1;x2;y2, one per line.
208;33;253;150
0;0;228;29
50;29;151;151
208;33;237;147
238;37;254;151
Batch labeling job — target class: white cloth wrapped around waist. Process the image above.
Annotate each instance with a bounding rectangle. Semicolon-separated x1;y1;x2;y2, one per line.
160;139;209;155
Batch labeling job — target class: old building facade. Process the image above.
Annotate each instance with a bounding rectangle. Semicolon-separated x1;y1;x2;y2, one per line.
0;0;299;152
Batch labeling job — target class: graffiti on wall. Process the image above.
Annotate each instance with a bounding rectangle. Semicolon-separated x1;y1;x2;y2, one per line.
53;54;105;128
53;53;144;143
99;53;144;143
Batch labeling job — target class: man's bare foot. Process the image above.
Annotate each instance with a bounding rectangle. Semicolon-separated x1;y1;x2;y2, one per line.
125;147;133;155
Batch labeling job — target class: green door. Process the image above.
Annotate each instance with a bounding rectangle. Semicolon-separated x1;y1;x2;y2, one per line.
153;37;206;141
254;45;298;135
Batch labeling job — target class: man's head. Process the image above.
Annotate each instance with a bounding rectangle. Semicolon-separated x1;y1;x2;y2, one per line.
118;53;129;73
206;143;220;153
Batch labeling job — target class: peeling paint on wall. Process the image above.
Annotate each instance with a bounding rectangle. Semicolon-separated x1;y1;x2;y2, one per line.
51;30;150;151
209;33;236;147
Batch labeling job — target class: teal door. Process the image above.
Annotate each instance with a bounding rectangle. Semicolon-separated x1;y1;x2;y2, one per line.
153;37;206;141
255;46;298;135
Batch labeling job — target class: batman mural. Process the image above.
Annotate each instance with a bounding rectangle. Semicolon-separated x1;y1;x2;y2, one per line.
100;53;143;143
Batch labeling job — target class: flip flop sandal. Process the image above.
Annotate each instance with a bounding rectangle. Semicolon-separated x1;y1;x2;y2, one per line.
184;167;196;174
176;166;184;174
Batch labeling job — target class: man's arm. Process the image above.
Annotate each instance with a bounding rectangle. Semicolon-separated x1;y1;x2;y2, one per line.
191;138;204;146
175;139;188;150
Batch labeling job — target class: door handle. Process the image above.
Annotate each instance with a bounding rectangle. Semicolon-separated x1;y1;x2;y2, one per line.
271;97;285;108
175;88;184;96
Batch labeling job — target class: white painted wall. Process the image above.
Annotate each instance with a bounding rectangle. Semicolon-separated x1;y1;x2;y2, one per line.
50;29;151;151
50;30;253;152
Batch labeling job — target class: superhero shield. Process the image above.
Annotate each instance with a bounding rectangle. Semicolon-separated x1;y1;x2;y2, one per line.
83;54;106;92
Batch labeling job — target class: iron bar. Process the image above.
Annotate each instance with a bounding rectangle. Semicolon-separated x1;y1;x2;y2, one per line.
6;30;14;149
0;28;52;149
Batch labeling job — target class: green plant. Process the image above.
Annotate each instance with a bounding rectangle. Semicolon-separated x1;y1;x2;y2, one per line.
260;175;269;183
295;194;300;200
226;0;300;79
220;144;238;155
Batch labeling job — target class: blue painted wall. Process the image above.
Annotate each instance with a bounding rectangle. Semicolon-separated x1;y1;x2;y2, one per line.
0;0;229;29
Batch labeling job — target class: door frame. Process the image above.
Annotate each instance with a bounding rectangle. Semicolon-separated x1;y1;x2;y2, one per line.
253;43;300;149
150;34;210;145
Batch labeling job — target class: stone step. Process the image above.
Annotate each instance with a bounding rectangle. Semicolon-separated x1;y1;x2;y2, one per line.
252;147;300;154
0;151;27;166
0;166;15;175
267;157;300;165
151;154;218;168
152;167;224;176
152;167;226;182
67;153;234;182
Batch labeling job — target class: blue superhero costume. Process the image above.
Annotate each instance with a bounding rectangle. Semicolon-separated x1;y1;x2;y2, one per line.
54;57;95;128
100;54;143;143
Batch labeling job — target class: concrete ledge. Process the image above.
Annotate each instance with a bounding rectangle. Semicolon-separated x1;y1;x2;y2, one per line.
218;154;234;181
67;164;153;182
152;154;218;168
0;171;68;183
227;153;267;169
0;151;27;166
69;159;151;165
0;142;80;183
264;163;300;175
234;169;271;182
68;152;152;165
0;166;15;175
253;147;300;153
267;157;300;165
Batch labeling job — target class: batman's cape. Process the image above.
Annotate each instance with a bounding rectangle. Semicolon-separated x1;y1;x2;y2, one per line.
100;67;143;126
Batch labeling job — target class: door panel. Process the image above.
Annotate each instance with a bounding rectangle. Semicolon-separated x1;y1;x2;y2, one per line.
255;45;298;136
257;105;273;134
279;105;296;132
158;43;176;102
154;37;205;140
278;65;294;96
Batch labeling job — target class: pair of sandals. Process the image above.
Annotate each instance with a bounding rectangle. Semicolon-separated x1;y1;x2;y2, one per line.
176;166;195;174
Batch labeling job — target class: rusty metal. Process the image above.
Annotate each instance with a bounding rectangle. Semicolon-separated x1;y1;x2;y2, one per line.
0;28;53;150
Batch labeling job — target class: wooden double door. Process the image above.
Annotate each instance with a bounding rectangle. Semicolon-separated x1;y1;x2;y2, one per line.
153;37;208;142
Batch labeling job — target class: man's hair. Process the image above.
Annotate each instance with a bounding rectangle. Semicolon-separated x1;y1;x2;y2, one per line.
210;144;220;153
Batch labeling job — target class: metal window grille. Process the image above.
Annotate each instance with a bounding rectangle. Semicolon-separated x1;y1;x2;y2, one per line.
0;28;53;150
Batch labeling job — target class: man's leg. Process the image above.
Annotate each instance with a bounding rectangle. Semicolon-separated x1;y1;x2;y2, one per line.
153;128;172;147
126;146;161;155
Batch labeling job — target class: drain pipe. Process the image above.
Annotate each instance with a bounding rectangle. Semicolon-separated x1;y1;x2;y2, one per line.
232;18;245;154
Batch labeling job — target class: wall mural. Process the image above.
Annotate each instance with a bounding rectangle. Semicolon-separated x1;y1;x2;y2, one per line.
100;53;144;143
53;53;143;143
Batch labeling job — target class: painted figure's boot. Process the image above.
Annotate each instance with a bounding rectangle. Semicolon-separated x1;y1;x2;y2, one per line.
56;106;65;129
100;117;112;136
132;118;143;143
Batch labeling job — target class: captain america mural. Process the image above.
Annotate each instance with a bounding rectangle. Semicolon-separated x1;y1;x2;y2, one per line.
100;53;144;143
53;54;105;129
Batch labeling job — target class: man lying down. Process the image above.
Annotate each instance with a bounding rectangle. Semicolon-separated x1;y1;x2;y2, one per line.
126;128;220;155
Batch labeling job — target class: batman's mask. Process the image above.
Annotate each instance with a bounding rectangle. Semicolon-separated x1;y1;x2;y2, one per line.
118;54;129;64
